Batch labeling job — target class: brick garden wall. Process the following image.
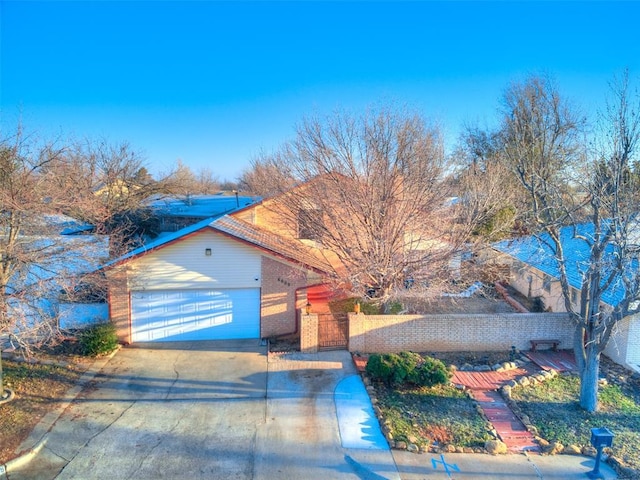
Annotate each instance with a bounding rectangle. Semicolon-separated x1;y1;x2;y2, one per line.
347;312;574;354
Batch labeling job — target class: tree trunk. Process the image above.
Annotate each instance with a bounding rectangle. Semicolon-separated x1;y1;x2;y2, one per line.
579;348;600;412
0;352;4;397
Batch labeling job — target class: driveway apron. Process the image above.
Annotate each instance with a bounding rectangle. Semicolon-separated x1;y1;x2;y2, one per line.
254;351;399;480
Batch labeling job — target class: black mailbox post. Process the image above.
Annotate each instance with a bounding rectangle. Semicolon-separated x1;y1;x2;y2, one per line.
587;427;614;479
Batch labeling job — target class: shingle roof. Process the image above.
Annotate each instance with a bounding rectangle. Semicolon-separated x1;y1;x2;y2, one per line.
211;215;333;273
104;215;333;274
493;223;637;307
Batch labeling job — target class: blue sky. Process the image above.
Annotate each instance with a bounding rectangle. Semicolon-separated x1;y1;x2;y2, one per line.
2;1;639;181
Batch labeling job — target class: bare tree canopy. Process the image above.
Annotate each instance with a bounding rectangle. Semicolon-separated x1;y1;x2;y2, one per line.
0;129;107;398
493;72;640;412
254;106;470;308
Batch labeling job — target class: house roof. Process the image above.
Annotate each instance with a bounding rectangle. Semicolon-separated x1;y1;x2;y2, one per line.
146;194;259;219
104;214;333;274
493;223;637;307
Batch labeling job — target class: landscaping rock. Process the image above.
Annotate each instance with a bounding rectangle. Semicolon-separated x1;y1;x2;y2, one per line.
485;439;508;455
407;443;419;453
536;437;550;449
565;444;582;455
518;376;531;387
546;441;564;455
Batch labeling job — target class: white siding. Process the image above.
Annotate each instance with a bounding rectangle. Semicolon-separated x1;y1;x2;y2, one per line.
605;315;631;368
127;230;262;291
627;317;640;369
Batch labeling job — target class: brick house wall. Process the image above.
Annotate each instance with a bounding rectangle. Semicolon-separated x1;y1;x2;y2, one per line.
260;256;308;338
233;200;298;239
347;312;574;354
106;267;131;343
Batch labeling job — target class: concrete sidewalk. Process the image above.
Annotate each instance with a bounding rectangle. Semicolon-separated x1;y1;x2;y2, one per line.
392;450;618;479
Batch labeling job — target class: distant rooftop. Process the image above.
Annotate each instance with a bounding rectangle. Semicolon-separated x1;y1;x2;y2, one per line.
146;193;259;219
493;222;639;308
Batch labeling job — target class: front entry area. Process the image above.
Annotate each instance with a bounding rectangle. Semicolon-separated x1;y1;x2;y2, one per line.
130;288;260;342
317;313;349;350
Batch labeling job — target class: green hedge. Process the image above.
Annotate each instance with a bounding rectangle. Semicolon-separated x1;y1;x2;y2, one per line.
365;352;452;387
79;322;119;356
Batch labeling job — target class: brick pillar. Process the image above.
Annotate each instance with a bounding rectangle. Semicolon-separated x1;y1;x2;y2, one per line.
347;312;365;353
300;311;318;353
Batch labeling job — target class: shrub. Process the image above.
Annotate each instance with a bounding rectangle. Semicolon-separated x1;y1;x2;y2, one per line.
79;322;118;356
408;356;452;387
366;352;451;388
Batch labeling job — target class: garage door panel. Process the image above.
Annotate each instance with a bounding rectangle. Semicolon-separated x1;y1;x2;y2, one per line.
131;289;259;342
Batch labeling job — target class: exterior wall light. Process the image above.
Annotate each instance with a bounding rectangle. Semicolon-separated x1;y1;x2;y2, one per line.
305;302;312;315
205;248;212;256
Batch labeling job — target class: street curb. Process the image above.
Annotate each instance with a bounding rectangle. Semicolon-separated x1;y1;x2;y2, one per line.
0;346;121;477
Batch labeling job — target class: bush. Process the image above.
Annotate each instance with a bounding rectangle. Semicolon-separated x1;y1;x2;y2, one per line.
409;356;452;387
79;322;118;356
366;352;451;388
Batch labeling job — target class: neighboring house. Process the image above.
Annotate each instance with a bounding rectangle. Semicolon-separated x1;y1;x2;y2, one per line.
103;214;332;344
146;193;258;232
2;214;109;339
492;223;640;371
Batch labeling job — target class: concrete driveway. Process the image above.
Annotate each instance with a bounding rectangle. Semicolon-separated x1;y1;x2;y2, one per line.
7;340;398;480
9;340;268;479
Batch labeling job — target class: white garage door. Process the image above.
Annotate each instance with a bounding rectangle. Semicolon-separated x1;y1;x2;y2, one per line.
131;289;260;342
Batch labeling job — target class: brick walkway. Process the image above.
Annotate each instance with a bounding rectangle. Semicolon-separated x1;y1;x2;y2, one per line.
472;389;539;452
451;366;532;390
451;365;540;452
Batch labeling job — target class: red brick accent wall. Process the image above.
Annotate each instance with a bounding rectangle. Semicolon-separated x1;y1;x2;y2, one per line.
260;256;307;338
348;312;574;354
106;268;131;344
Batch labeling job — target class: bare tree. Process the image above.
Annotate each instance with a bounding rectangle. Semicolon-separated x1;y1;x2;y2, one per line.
237;156;296;197
0;129;107;400
44;140;176;254
255;107;471;310
496;72;640;412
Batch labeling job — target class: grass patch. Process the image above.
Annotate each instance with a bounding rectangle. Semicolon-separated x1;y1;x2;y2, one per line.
510;374;640;473
0;359;86;464
375;382;492;449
